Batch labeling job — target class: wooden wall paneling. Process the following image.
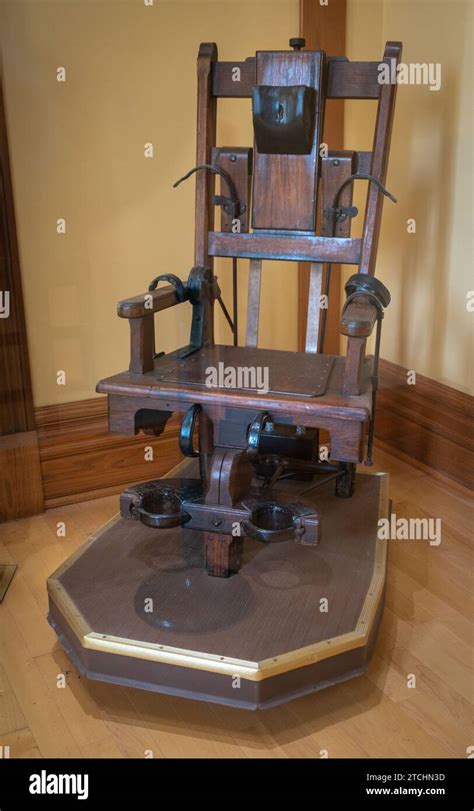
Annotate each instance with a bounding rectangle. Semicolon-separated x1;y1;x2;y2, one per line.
0;80;44;520
298;0;347;354
35;399;182;509
377;359;474;490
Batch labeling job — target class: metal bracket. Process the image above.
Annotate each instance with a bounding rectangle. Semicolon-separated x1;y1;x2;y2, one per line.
174;163;244;221
174;266;214;359
335;205;358;222
179;404;201;458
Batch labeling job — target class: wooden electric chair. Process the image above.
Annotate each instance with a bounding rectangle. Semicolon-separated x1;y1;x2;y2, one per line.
48;38;402;709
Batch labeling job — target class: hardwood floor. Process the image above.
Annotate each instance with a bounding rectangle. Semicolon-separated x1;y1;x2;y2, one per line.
0;447;472;759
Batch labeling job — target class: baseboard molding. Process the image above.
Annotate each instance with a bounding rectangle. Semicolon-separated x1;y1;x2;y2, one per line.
0;431;44;520
377;359;473;490
35;363;473;509
35;398;182;509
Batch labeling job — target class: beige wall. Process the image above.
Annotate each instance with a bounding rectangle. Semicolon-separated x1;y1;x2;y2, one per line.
1;0;472;405
0;0;298;406
346;0;473;394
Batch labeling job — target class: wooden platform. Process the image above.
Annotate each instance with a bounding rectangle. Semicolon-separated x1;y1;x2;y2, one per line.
47;464;388;709
0;447;471;757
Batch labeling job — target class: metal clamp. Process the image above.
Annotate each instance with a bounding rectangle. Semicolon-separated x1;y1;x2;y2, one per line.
173;164;245;220
132;502;189;529
247;412;271;462
148;273;187;302
179;404;201;458
241;504;298;543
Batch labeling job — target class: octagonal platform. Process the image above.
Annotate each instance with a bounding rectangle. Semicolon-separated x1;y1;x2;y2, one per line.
47;462;388;709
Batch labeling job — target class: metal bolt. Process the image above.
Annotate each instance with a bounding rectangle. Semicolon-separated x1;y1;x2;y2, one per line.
230;154;237;162
333;159;340;166
211;517;222;528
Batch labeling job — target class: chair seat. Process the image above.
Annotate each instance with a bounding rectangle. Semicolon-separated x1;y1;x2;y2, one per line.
97;344;374;425
155;344;335;397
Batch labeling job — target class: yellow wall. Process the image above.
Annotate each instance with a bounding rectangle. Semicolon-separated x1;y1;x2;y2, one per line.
1;0;472;405
346;0;473;393
0;0;299;406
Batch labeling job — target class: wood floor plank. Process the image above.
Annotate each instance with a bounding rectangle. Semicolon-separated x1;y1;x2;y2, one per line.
0;607;81;758
385;581;472;647
34;650;124;754
1;570;57;659
0;727;42;759
126;689;245;758
206;703;289;758
84;681;167;759
376;629;473;721
0;665;28;737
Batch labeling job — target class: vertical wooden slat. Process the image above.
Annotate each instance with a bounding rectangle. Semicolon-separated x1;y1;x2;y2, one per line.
245;259;262;348
194;42;217;344
320;152;356;239
298;0;346;354
194;44;218;485
305;263;323;352
359;42;402;275
318;151;355;353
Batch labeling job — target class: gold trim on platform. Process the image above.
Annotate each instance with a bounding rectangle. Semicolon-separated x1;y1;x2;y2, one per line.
47;471;389;682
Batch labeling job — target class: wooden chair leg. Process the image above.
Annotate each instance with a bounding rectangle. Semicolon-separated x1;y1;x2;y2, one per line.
205;532;243;577
343;336;367;395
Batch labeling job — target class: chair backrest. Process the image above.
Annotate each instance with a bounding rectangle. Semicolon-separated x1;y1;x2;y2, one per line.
192;40;402;351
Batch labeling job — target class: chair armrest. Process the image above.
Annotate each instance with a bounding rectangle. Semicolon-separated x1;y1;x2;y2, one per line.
117;285;181;319
341;298;378;396
340;298;377;338
118;284;184;375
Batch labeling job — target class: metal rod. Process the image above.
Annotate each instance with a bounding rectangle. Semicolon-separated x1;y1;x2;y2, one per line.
365;315;383;466
331;173;397;209
232;257;238;345
262;463;285;492
299;471;343;495
216;294;234;334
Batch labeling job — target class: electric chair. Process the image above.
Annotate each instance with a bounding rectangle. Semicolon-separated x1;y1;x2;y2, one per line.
48;38;402;709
